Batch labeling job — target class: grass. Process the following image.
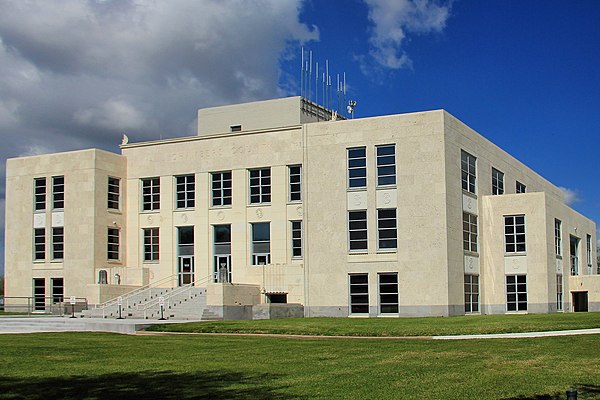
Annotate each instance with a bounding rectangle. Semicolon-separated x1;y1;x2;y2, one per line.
145;312;600;337
0;332;598;399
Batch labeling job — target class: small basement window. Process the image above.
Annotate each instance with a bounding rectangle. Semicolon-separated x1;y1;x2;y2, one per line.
266;293;287;304
230;125;242;132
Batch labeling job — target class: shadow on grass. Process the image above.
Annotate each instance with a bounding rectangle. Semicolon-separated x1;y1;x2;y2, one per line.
503;384;600;400
0;370;298;399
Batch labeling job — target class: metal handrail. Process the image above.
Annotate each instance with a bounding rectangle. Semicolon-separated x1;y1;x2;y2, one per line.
138;274;213;318
95;273;179;310
0;296;88;316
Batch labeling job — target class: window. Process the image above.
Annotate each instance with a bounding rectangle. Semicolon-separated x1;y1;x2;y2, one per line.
33;278;45;311
463;212;478;253
213;225;232;283
348;210;368;252
491;168;504;195
556;274;563;311
212;171;232;207
289;165;302;202
34;178;46;211
464;275;479;313
376;145;396;186
251;222;270;265
34;228;45;261
516;181;526;194
586;234;592;271
175;175;195;209
107;228;119;260
51;278;64;304
141;177;160;211
143;228;159;262
249;168;271;204
52;227;64;260
107;177;120;210
377;209;397;250
554;219;562;256
348;147;366;188
506;275;527;312
461;150;476;194
98;270;108;284
379;273;398;314
291;220;302;258
349;274;369;314
505;215;526;253
230;125;242;132
52;175;64;209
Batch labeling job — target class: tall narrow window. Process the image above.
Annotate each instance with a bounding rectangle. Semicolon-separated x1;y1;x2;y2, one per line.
249;168;271;204
377;209;397;250
349;274;369;314
376;145;396;186
33;278;46;311
98;270;108;284
52;227;64;260
34;228;45;261
554;219;562;256
143;227;159;262
175;175;195;209
52;175;64;209
107;177;120;210
51;278;64;304
348;210;368;252
463;212;478;253
379;273;399;314
464;274;479;313
556;274;563;311
212;171;232;207
491;168;504;195
142;177;160;211
586;234;592;273
461;150;476;194
505;215;526;253
348;147;366;188
506;275;527;312
291;220;302;258
34;177;46;211
251;222;271;265
213;225;231;283
107;227;119;260
516;181;526;194
289;165;302;202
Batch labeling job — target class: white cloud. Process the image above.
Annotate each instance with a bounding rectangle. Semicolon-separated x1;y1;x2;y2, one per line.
559;186;580;206
363;0;451;69
74;98;148;132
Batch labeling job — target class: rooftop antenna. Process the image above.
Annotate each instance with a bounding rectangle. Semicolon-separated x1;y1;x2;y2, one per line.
347;100;357;119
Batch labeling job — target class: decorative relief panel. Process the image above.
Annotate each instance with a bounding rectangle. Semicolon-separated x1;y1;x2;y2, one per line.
347;191;367;211
504;255;527;274
462;194;478;214
464;255;480;274
556;258;563;274
51;212;64;228
376;189;397;209
33;213;46;229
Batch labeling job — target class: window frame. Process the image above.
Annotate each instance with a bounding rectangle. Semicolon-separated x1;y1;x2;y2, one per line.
141;177;160;212
143;227;160;263
378;273;399;314
33;228;45;261
504;215;526;253
291;220;302;259
556;274;563;311
51;277;64;304
491;167;504;195
554;219;562;257
51;227;64;260
349;273;369;315
348;147;367;189
249;168;271;205
506;274;527;312
516;181;526;194
107;177;120;210
52;175;65;210
461;150;476;194
586;234;592;269
463;212;478;253
348;210;368;252
175;174;195;209
211;171;232;207
464;274;479;313
376;144;396;187
34;177;46;212
288;165;302;202
377;208;397;251
107;227;120;261
251;222;271;265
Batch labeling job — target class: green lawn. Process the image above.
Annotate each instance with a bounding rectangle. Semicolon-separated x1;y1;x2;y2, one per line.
0;332;598;399
146;312;600;337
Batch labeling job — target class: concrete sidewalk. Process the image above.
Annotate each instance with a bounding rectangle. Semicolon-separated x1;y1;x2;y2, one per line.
433;328;600;340
0;316;199;335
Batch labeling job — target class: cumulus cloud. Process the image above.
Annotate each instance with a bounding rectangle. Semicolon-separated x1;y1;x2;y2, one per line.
559;186;580;206
363;0;451;70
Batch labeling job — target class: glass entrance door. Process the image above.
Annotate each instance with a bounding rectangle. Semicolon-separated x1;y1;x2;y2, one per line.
178;256;194;286
214;255;231;283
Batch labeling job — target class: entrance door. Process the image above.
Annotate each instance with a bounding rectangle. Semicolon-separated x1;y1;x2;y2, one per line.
214;255;231;283
178;256;194;286
572;291;589;312
33;278;45;311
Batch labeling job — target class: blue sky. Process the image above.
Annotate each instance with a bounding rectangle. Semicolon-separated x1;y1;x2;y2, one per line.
1;0;599;275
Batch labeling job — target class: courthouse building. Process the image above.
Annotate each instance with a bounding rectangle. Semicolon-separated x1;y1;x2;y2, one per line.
4;96;599;318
